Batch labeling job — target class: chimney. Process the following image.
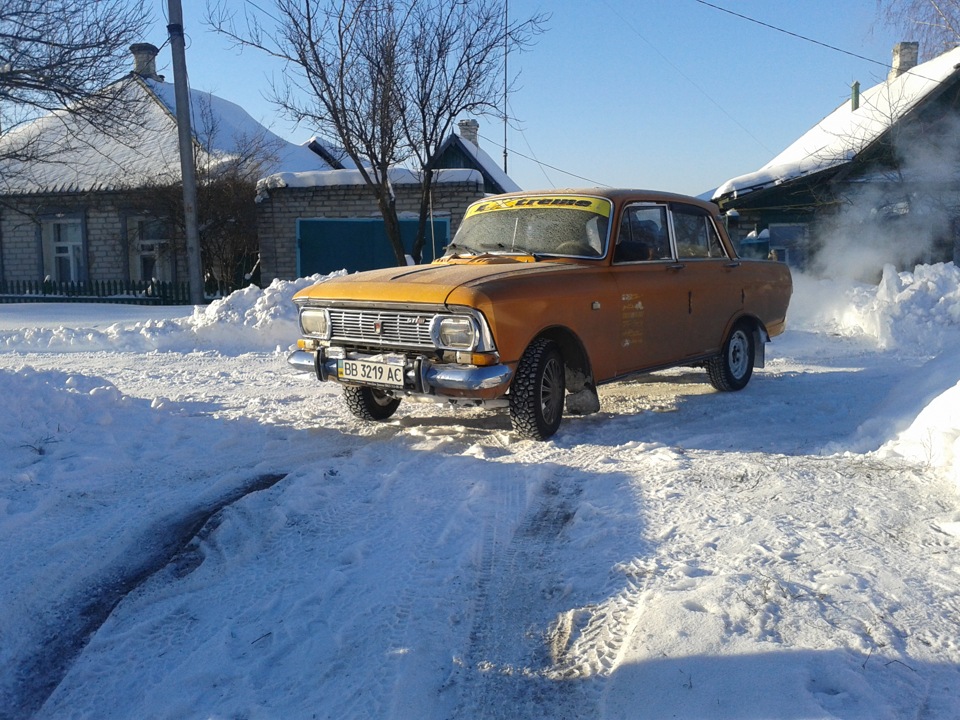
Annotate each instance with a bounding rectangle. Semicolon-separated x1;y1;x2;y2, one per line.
130;43;162;81
851;81;860;111
888;41;919;81
458;119;480;147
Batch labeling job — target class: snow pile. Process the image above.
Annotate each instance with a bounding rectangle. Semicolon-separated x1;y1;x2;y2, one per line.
790;261;960;351
0;315;183;354
882;373;960;489
789;262;960;488
864;262;960;349
0;273;337;354
187;273;338;352
1;368;129;463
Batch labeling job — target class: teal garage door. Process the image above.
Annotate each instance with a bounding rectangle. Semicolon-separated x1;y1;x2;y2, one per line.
297;218;449;275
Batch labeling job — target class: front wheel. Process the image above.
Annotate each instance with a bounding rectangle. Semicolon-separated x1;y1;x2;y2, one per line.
706;321;755;392
509;338;565;440
343;386;401;421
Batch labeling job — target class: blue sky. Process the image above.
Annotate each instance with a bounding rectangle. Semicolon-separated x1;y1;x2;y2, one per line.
150;0;912;196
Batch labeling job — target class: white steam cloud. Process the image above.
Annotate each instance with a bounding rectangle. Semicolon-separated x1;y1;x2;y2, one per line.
811;113;960;282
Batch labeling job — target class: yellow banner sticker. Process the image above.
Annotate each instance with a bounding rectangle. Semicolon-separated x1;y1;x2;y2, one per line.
465;195;611;219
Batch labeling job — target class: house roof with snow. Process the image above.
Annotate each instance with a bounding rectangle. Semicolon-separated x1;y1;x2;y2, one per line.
430;120;521;194
0;44;339;196
255;119;521;200
713;44;960;204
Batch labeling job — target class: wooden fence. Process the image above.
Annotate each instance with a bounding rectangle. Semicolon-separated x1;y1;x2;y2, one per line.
0;279;193;305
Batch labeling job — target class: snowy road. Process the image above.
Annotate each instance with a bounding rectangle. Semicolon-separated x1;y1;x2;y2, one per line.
1;266;959;719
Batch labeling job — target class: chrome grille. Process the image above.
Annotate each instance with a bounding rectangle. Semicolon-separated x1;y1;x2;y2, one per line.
327;308;436;348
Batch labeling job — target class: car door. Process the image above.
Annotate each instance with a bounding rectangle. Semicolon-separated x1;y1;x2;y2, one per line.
669;203;744;357
611;203;690;374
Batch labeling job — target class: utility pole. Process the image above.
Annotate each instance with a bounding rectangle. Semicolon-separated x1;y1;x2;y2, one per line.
167;0;204;305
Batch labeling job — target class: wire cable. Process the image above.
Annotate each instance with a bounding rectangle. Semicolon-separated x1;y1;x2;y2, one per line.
480;132;610;187
692;0;891;70
599;0;775;154
506;99;556;187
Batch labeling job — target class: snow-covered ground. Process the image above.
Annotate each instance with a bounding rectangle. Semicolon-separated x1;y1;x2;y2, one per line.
1;264;958;719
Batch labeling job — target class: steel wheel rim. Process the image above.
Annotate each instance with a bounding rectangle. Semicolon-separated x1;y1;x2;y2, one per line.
728;330;749;379
371;389;394;407
540;356;564;424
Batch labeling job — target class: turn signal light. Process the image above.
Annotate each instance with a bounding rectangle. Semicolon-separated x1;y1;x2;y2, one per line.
456;351;499;366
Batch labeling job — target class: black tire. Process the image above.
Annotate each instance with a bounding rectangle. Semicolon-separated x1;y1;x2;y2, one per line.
509;338;565;440
706;321;755;392
343;385;401;421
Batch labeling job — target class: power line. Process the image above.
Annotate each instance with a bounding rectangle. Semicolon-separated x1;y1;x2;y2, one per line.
692;0;891;70
506;99;555;187
479;132;610;187
598;0;775;155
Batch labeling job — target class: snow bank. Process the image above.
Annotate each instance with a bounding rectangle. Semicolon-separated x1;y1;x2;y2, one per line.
790;262;960;488
0;273;339;355
790;262;960;351
187;273;342;352
882;377;960;490
0;367;129;466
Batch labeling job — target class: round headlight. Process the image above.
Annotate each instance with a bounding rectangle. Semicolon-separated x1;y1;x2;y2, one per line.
300;308;329;338
435;316;477;350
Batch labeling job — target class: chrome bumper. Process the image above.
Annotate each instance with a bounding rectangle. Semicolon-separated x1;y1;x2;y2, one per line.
287;349;513;393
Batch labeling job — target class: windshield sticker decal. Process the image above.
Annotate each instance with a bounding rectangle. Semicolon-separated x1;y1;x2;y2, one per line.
465;196;611;219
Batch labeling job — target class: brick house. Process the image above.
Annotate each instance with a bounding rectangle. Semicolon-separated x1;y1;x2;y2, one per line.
0;44;335;301
255;120;521;281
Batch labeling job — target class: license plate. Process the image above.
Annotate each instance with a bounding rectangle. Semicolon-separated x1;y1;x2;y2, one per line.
338;359;405;387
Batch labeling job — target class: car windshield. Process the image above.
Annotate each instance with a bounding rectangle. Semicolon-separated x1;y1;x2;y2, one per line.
447;195;612;258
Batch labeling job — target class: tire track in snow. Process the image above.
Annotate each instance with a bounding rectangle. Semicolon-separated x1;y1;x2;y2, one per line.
333;457;459;720
449;467;597;719
5;472;287;720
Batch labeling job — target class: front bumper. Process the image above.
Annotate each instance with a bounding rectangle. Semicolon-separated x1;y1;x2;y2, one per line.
287;348;513;394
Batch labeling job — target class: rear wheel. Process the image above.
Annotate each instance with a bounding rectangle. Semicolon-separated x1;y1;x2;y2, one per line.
509;338;565;440
706;321;755;391
343;386;401;421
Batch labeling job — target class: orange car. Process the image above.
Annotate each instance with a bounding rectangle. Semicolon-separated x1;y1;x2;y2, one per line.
288;189;792;440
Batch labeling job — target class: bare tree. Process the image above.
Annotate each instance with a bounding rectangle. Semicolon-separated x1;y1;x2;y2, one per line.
0;0;151;169
150;99;284;295
193;137;281;296
208;0;545;266
402;0;545;262
876;0;960;55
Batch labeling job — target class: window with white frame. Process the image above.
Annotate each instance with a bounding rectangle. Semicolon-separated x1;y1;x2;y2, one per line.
41;218;85;282
127;216;172;282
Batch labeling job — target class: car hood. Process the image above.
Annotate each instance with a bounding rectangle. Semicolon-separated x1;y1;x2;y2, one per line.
293;257;577;306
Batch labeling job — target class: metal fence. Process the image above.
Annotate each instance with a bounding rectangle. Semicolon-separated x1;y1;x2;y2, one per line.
0;279;193;305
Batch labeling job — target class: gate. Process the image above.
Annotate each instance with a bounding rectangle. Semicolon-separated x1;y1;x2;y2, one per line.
297;218;449;276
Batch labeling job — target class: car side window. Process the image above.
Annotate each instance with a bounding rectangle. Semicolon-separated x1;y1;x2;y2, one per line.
672;204;727;259
615;205;670;263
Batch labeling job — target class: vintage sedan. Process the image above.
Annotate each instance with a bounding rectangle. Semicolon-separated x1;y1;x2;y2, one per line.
287;189;792;440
